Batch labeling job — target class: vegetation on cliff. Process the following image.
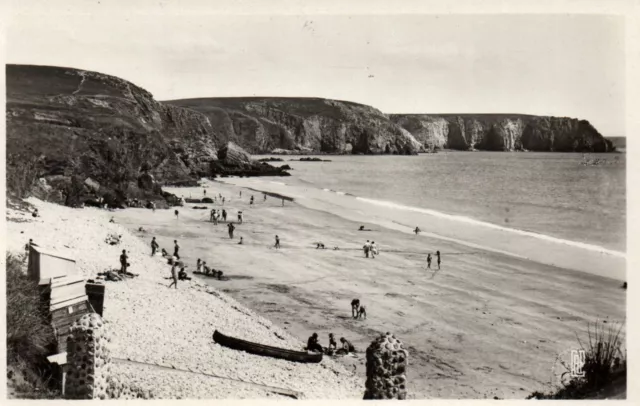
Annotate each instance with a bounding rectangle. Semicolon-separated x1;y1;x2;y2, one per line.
6;64;288;206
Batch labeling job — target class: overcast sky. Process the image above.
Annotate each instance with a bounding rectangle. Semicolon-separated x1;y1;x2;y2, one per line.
5;1;626;136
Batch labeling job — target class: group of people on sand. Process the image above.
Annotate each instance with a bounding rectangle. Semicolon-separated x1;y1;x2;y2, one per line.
306;332;356;356
363;240;378;258
426;251;441;269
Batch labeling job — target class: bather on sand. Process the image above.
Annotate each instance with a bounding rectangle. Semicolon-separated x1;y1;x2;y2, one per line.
306;333;323;353
357;305;367;320
228;222;235;239
328;333;337;352
119;249;128;274
351;299;360;318
151;237;159;256
336;337;355;355
238;237;244;245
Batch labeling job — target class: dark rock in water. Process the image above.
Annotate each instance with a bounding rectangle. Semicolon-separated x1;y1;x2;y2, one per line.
202;197;213;203
258;157;284;162
279;164;292;170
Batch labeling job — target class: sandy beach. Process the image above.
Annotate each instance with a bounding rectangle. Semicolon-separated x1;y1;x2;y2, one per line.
6;198;362;399
97;179;626;399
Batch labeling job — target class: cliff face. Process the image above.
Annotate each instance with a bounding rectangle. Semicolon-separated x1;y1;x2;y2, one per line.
164;98;421;155
5;65;286;206
390;114;614;152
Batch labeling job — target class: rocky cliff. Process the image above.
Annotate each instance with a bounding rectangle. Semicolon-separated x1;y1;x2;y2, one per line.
6;64;287;207
164;98;422;155
390;114;614;152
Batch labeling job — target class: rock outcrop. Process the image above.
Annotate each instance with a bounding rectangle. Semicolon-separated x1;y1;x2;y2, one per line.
390;114;614;152
6;64;288;206
164;98;421;155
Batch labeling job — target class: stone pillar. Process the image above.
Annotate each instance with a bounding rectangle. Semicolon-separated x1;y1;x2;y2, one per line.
363;332;408;400
64;313;111;399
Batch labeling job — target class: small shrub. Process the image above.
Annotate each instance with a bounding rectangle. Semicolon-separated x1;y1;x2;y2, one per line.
6;253;56;365
527;320;626;399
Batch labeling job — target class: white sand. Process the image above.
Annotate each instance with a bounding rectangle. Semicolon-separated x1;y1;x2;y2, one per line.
5;198;363;399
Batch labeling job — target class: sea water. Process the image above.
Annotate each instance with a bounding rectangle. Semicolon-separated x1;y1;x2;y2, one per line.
257;151;626;252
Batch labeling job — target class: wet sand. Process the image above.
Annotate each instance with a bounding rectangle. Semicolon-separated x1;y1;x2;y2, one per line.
111;180;625;399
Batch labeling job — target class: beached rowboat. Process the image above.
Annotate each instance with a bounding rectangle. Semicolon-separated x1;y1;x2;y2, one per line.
213;330;323;364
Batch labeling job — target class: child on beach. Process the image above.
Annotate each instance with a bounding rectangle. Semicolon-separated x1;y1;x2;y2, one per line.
351;299;360;318
238;237;244;245
119;249;128;274
151;237;159;256
174;240;180;260
168;262;179;289
222;209;227;222
426;253;432;269
196;258;202;272
357;305;367;320
174;209;179;219
436;250;441;269
414;227;421;235
274;235;280;249
237;211;243;224
328;333;337;351
228;223;235;239
370;242;377;259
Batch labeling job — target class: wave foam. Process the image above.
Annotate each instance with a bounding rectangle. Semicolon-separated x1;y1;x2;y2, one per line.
356;197;625;258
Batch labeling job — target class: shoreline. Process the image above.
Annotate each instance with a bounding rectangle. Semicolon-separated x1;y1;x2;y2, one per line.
127;181;624;398
215;177;625;281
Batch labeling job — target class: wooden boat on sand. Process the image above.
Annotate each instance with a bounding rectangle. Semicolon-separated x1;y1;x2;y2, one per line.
213;330;323;363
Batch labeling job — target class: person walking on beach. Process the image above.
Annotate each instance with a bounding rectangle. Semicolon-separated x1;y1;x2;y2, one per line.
264;193;267;202
222;209;227;222
168;262;179;289
173;240;180;260
250;195;254;205
237;211;243;224
363;240;370;258
414;227;421;235
196;258;202;273
174;209;179;219
426;253;432;269
210;209;215;223
119;249;128;274
228;222;235;239
151;237;159;256
436;250;441;269
370;241;377;259
203;189;206;197
274;235;281;249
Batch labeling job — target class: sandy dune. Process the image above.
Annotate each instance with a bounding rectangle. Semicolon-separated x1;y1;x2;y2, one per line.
101;180;627;399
